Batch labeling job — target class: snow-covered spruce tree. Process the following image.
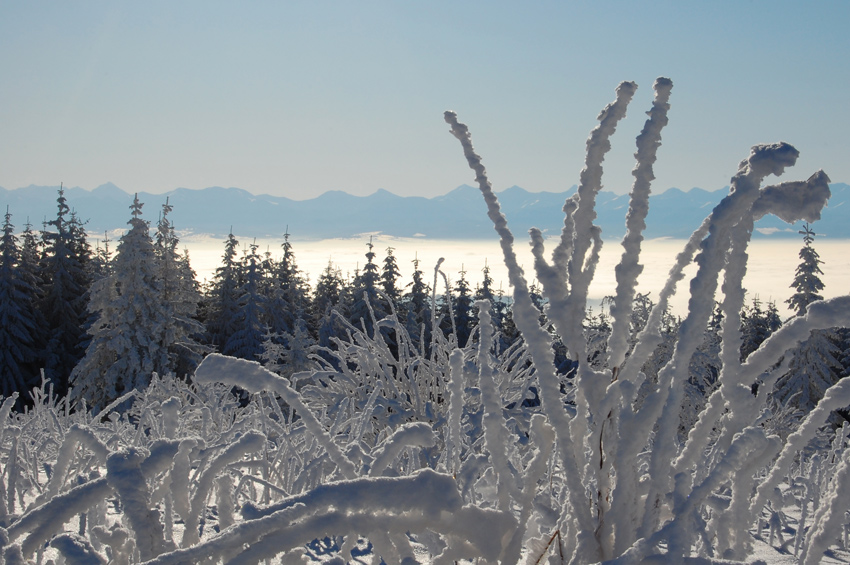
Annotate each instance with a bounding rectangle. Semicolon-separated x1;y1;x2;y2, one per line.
204;231;241;352
223;240;266;360
739;296;782;365
154;199;206;377
452;266;474;348
260;232;311;363
787;223;825;316
773;224;844;421
378;246;403;355
38;186;89;396
380;246;402;305
773;327;843;418
312;260;345;329
71;195;173;409
475;260;506;348
18;219;47;378
403;254;432;356
0;209;39;401
271;230;311;335
67;209;92;280
348;237;384;336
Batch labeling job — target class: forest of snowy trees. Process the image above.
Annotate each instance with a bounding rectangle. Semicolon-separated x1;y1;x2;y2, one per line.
2;78;850;563
2;185;847;429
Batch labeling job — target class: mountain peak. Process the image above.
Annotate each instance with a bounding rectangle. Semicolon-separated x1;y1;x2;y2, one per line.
93;182;126;194
369;188;400;199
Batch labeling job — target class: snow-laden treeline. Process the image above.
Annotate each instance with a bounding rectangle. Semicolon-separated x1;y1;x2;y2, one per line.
1;78;850;564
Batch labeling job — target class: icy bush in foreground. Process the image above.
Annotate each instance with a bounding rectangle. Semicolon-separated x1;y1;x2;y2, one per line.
2;77;850;564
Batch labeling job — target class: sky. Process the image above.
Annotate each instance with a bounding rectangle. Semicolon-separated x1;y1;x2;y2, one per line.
2;1;849;200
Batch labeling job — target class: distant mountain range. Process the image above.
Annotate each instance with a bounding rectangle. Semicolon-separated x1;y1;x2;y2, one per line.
1;182;847;241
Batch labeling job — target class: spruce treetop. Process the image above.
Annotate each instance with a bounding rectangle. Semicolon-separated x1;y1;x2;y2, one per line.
787;222;825;316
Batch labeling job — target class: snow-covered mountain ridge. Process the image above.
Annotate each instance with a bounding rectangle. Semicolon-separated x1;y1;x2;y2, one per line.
1;182;847;240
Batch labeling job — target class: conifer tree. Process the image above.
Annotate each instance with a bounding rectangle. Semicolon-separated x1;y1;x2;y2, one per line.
452;266;474;347
312;260;346;349
205;231;242;351
381;246;402;305
403;255;432;355
773;328;843;418
223;240;266;360
475;260;503;341
739;297;782;362
71;195;173;409
266;231;310;338
349;238;383;335
38;186;88;396
584;307;611;370
19;220;47;371
67;210;92;285
786;222;824;316
0;210;39;401
155;200;206;376
773;223;843;422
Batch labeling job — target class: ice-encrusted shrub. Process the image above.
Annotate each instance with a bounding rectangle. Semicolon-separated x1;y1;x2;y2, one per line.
2;78;850;564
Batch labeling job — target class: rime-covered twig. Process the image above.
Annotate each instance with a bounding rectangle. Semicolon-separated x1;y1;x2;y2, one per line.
148;470;467;565
369;422;436;477
608;78;672;370
12;440;179;557
748;375;850;525
38;424;110;506
801;449;850;565
446;349;465;475
675;171;832;478
502;414;555;565
106;449;167;561
564;80;637;359
181;431;265;546
194;354;358;480
50;532;108;565
640;142;800;539
444;109;600;561
475;299;519;516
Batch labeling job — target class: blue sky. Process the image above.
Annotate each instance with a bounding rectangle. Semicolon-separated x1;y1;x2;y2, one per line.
2;1;848;199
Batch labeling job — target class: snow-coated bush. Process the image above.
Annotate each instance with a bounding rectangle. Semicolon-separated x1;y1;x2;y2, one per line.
2;77;850;564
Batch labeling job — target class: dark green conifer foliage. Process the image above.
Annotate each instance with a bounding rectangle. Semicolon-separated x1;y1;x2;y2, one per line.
453;266;474;348
786;223;824;316
739;297;781;362
404;255;432;355
349;238;383;335
19;220;47;374
0;210;39;401
269;231;310;337
38;186;88;396
774;223;843;422
205;231;242;351
223;240;266;361
381;247;402;304
155;200;206;376
313;260;346;349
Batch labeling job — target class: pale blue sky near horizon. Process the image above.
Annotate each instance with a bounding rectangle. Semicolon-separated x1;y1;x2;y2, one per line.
2;1;848;200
